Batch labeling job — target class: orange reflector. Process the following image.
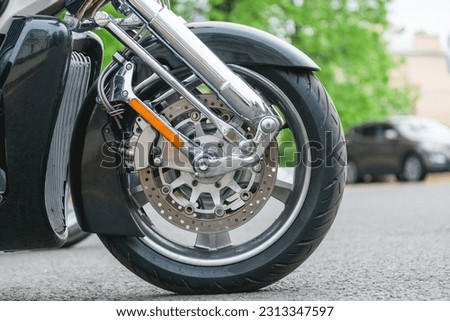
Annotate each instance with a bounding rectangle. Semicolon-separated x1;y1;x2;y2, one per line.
129;98;185;149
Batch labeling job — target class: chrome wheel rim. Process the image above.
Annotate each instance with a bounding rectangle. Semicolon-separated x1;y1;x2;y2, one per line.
127;67;311;266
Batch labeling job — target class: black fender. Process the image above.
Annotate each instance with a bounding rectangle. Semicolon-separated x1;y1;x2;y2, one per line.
71;21;320;236
191;21;319;69
134;21;320;82
0;16;103;251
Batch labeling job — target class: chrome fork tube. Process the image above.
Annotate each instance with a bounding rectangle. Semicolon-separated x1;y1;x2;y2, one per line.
96;12;244;144
125;0;273;125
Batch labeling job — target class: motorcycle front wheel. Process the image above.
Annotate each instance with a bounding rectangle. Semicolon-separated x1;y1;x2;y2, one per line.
99;66;346;294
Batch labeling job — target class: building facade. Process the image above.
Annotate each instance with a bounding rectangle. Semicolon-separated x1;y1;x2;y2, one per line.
392;32;450;126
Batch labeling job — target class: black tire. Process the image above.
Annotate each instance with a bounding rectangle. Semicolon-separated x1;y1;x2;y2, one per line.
398;154;426;182
99;68;346;294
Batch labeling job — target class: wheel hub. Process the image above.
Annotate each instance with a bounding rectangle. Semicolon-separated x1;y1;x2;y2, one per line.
137;94;278;234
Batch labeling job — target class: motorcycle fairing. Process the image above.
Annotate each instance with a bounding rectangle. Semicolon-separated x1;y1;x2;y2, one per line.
0;16;102;251
70;21;321;237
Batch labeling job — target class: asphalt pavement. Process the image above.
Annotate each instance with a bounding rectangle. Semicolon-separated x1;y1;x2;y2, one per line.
0;175;449;300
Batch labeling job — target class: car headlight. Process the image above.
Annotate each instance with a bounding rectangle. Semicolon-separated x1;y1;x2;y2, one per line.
420;142;446;153
427;153;447;165
420;143;449;165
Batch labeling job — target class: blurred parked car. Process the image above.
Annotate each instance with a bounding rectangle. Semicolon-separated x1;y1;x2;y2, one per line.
346;116;450;183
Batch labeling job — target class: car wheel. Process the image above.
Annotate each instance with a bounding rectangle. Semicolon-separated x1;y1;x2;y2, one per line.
398;154;426;182
346;159;360;184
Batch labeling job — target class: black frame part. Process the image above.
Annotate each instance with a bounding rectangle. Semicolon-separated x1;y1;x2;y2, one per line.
0;17;103;251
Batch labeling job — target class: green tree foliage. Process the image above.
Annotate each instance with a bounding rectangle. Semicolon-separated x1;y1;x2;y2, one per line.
172;0;417;130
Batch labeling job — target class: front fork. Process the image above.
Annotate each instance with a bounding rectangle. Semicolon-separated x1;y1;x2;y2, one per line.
93;1;281;177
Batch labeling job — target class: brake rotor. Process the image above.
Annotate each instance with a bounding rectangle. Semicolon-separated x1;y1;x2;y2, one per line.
138;94;278;234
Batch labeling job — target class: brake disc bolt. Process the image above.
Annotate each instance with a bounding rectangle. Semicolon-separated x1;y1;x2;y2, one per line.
126;63;133;70
252;163;262;173
191;111;201;121
214;206;225;217
161;185;171;195
185;204;195;215
192;180;199;187
240;191;251;201
122;90;129;97
215;182;222;188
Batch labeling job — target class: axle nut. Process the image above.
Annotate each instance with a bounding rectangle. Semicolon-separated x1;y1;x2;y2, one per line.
260;116;278;134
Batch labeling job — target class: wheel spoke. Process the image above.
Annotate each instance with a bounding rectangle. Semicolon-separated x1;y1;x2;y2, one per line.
169;176;186;190
272;167;294;203
128;171;148;206
194;121;205;137
210;191;222;206
228;180;242;193
190;189;201;204
194;232;231;250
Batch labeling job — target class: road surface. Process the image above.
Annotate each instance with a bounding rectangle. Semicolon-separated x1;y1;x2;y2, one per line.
1;175;449;300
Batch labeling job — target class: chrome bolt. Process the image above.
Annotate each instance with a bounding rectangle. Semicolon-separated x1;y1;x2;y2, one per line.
191;111;201;121
197;158;210;172
252;163;262;173
185;204;195;215
94;11;111;27
153;156;164;167
126;63;133;70
240;191;251;201
239;140;255;155
122;90;129;97
214;206;225;217
65;17;76;28
161;185;171;195
260;116;278;134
